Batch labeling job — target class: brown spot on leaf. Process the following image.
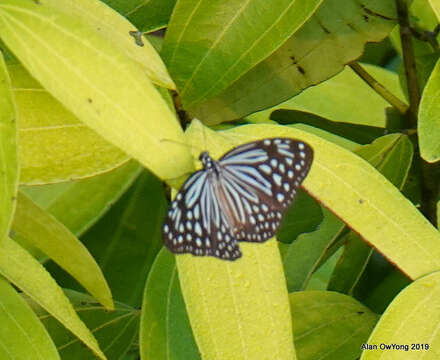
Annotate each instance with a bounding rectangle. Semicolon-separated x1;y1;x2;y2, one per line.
360;4;394;21
297;65;306;75
317;20;330;34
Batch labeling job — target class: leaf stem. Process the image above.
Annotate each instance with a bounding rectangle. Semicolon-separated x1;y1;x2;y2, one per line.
395;0;439;226
349;62;408;115
420;161;440;227
396;0;420;127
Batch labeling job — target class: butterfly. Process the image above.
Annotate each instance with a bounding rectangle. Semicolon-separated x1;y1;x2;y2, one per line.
162;138;313;261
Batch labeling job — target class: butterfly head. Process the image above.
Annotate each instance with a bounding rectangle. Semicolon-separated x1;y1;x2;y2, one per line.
199;151;215;170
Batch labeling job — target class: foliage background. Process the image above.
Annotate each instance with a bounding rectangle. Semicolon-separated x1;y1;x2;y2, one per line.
0;0;439;359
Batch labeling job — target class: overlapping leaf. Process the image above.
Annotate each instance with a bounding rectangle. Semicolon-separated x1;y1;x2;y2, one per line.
361;271;440;359
0;54;18;244
174;121;298;360
248;64;406;128
0;237;106;360
163;0;323;108
28;290;139;360
207;121;440;279
0;277;60;360
140;249;199;360
12;191;113;310
191;0;399;124
41;0;174;89
277;189;322;244
328;134;414;293
125;0;177;32
283;208;344;292
419;58;440;162
8;63;130;184
291;291;378;360
0;0;193;180
47;171;165;308
428;0;440;20
23;160;141;236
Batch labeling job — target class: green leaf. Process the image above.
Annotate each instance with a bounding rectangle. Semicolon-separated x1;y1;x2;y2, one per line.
328;134;414;293
214;121;440;280
306;248;344;290
355;134;413;186
248;63;405;128
0;237;106;360
277;189;322;244
125;0;177;32
140;249;199;360
168;263;200;360
12;191;114;310
428;0;440;20
288;124;360;151
177;240;295;360
47;171;166;308
192;0;399;124
163;0;323;109
8;63;130;185
22;160;141;236
174;120;297;360
327;233;373;294
41;0;175;89
283;209;344;292
273;110;386;145
28;290;139;360
419;57;440;162
290;291;378;360
361;271;440;359
0;53;18;244
0;277;60;360
0;0;193;180
363;269;411;314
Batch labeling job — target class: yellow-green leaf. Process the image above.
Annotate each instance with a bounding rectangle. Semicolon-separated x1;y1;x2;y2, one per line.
248;63;406;128
140;249;200;360
361;271;440;359
8;63;130;184
23;160;141;236
428;0;440;21
188;120;440;280
177;239;295;360
0;237;106;360
0;277;60;360
12;191;113;310
419;58;440;162
291;291;378;360
176;121;296;360
0;0;193;180
163;0;324;108
29;290;139;360
192;0;398;124
0;53;18;243
40;0;175;89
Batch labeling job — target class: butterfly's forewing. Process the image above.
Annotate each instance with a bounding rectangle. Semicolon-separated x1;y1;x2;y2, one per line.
163;137;313;260
162;170;242;260
218;138;313;243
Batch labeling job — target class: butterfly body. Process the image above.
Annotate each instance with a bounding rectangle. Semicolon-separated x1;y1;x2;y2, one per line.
162;138;313;261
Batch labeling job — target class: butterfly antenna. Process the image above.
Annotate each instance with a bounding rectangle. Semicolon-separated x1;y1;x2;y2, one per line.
159;138;204;153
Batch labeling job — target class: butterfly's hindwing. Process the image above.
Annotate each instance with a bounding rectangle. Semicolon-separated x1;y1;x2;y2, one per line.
162;170;242;261
162;137;313;260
